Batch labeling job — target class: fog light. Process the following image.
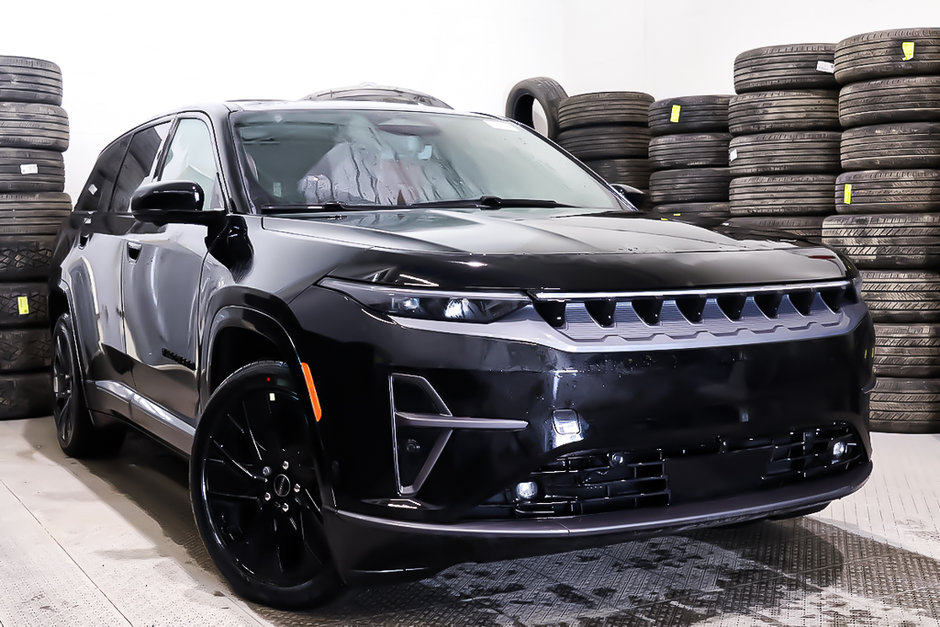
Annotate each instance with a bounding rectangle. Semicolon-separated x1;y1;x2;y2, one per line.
552;409;581;435
515;481;538;500
832;441;848;459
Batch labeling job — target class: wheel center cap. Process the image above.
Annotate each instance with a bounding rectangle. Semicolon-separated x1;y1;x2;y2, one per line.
273;474;291;498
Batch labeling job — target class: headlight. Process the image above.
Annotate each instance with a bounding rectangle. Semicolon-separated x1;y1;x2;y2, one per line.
319;278;530;323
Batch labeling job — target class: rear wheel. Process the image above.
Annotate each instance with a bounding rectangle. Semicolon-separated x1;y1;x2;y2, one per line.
190;361;339;609
51;313;123;456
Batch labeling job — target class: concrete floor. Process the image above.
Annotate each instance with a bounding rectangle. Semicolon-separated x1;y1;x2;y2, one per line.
0;417;938;626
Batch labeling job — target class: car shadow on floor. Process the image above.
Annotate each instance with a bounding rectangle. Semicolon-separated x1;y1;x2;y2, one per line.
21;417;940;626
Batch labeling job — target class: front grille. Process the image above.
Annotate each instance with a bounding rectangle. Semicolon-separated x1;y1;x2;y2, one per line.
469;422;865;521
531;281;860;346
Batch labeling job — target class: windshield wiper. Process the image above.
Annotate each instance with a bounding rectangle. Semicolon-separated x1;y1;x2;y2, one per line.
260;201;383;213
407;196;573;209
260;197;574;213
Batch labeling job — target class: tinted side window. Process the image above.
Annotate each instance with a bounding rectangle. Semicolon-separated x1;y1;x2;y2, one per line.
109;122;171;213
160;118;222;210
74;135;131;213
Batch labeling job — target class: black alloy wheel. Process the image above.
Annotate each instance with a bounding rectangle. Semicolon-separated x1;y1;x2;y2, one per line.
51;313;123;457
51;316;75;445
190;361;339;608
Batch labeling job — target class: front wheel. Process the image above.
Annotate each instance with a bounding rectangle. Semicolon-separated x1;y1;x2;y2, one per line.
190;361;340;609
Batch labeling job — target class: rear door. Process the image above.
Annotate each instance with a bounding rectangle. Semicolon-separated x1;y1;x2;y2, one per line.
66;122;170;395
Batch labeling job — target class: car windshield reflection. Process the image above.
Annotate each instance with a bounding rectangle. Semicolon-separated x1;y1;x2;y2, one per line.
232;109;622;211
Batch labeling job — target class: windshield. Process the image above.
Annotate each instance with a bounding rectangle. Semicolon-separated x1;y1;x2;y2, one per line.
231;109;623;211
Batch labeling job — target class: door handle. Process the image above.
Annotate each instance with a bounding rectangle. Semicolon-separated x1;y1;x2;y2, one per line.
126;241;142;261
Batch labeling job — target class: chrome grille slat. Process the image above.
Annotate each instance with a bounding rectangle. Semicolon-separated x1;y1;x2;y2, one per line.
540;282;854;344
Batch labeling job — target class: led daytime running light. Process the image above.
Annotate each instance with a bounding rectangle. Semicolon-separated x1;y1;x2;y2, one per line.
320;278;529;323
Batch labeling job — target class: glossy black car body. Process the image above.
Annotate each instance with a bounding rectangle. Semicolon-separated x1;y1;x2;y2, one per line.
50;101;874;608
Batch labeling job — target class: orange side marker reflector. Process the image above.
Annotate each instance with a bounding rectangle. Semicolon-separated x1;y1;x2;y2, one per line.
300;362;322;422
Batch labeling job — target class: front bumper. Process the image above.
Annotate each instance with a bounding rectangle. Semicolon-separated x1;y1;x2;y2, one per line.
289;284;875;581
325;461;871;581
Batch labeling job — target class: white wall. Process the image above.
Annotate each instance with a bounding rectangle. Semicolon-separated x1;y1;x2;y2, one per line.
558;0;940;95
2;0;938;198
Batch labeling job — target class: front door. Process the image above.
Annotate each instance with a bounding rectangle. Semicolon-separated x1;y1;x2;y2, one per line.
121;117;225;426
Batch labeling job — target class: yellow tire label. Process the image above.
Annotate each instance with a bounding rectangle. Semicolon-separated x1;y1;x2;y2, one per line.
843;183;853;205
670;104;681;123
17;296;29;315
902;41;915;60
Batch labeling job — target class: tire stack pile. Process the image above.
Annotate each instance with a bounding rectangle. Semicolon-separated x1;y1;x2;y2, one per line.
504;78;653;191
725;44;842;240
821;28;940;434
555;91;654;192
0;56;69;420
646;95;733;225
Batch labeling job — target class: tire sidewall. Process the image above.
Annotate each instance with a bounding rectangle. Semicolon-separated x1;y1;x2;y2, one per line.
505;77;567;140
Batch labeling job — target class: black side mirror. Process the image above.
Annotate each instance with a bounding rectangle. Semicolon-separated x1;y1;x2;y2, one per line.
131;180;225;226
610;183;646;210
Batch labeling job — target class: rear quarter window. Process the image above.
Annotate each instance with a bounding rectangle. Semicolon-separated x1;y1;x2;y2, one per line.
73;135;131;213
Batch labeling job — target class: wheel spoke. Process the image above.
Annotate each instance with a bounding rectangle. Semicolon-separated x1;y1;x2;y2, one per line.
206;488;260;504
54;334;68;368
227;509;285;581
294;506;330;567
208;436;262;482
226;410;263;463
60;410;72;441
296;486;321;516
205;457;262;495
241;397;283;457
59;395;72;420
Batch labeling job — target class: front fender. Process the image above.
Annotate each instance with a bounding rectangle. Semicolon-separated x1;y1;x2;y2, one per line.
200;292;336;509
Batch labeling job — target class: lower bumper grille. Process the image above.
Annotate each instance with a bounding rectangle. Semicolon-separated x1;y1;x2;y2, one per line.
471;423;865;520
764;424;865;486
506;451;669;517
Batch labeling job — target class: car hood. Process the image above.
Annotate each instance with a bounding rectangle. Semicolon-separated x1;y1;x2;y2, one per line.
261;208;851;292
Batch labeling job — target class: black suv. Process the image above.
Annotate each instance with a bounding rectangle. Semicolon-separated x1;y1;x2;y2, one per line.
51;100;875;609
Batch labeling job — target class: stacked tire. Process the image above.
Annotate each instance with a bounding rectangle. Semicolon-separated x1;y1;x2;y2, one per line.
0;56;69;420
646;95;732;225
555;91;654;192
505;77;568;141
822;28;940;434
726;44;842;240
